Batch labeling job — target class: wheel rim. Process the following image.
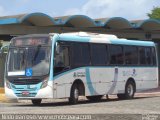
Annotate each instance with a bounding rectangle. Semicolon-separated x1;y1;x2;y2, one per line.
127;84;134;96
74;88;79;99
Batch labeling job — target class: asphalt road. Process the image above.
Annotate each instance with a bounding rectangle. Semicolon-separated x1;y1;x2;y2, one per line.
0;94;160;120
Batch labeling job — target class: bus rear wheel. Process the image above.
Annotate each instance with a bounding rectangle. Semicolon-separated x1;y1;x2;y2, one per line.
117;81;135;100
125;81;135;99
86;95;103;101
32;99;42;106
69;84;79;104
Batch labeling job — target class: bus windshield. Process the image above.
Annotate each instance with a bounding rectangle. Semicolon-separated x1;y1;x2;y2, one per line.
7;37;51;77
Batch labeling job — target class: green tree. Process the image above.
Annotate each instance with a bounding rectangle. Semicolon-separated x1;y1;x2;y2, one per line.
148;7;160;19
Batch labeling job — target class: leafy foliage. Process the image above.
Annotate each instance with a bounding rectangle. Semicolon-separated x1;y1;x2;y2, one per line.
148;7;160;19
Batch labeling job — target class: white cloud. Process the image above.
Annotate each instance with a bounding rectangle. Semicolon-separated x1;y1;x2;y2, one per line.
65;0;160;20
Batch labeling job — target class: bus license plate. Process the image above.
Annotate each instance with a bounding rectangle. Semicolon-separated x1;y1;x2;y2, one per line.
22;91;30;96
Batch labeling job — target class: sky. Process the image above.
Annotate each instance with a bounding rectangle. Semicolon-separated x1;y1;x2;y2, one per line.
0;0;160;20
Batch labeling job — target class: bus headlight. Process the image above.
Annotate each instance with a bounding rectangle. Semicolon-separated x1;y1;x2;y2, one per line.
6;80;11;89
41;79;48;89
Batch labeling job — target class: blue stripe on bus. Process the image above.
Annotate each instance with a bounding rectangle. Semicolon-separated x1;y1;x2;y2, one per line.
53;67;84;80
53;66;157;80
110;39;155;46
57;34;155;46
85;68;97;95
107;68;119;94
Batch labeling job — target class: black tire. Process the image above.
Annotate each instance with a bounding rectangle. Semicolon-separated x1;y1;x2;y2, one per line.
32;99;42;106
86;95;103;101
69;84;79;104
125;81;135;99
117;81;135;100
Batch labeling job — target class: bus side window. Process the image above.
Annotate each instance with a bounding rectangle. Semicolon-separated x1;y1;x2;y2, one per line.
109;45;123;65
54;42;70;74
139;47;152;66
152;47;156;66
124;46;138;65
90;44;108;66
72;42;90;67
145;47;152;65
139;47;146;65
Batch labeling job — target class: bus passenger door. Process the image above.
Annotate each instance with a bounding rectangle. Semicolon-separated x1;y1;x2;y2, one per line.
53;41;71;98
89;44;110;95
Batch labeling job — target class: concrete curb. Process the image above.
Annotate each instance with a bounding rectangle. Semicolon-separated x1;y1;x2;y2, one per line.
0;93;9;102
0;87;9;102
0;94;18;103
0;88;18;103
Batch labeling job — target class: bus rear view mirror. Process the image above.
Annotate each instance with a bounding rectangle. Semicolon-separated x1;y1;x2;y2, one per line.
0;45;9;57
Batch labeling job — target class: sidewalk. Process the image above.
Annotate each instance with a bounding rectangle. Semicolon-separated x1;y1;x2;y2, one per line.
135;87;160;97
0;93;18;103
138;86;160;93
0;93;9;102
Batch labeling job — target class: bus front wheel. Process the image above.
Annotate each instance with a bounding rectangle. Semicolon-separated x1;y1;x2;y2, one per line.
69;84;79;104
32;99;42;106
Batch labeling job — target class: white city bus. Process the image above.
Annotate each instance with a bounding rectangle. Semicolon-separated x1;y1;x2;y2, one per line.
5;32;158;105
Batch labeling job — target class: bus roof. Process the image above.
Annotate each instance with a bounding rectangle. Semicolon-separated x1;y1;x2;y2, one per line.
58;32;155;47
11;32;155;47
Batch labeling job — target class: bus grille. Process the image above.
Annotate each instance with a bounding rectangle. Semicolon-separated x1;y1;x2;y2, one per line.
15;93;37;97
10;79;42;85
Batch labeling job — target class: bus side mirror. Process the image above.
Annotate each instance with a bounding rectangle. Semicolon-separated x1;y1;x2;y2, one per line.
0;45;9;57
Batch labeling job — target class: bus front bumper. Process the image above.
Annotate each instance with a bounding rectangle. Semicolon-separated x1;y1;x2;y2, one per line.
5;85;54;99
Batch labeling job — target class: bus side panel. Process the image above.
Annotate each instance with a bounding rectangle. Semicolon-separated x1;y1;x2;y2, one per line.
53;67;158;99
136;67;158;91
89;67;114;95
116;67;158;93
109;67;126;94
53;68;91;98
